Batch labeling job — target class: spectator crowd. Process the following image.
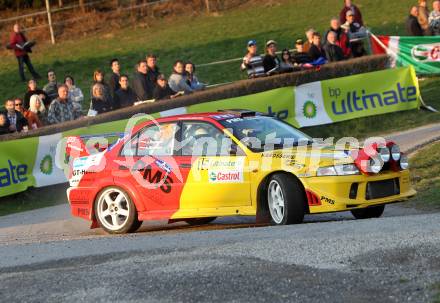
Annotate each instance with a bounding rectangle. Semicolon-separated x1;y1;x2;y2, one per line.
2;0;440;135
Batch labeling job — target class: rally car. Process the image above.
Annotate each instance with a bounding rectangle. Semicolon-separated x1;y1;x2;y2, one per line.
66;110;416;234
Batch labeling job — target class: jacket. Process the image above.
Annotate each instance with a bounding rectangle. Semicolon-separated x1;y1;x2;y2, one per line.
24;89;48;109
9;32;27;57
308;44;327;61
324;28;351;57
406;15;424;36
43;81;59;103
90;97;112;115
132;71;153;100
114;87;138;109
23;110;43;129
168;73;193;94
47;98;82;125
1;110;28;132
109;72;120;93
263;54;281;74
323;43;345;62
153;84;177;100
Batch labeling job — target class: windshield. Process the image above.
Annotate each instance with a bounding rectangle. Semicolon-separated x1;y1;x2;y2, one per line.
219;116;312;152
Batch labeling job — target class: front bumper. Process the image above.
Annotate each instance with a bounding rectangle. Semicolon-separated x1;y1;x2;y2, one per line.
301;169;416;213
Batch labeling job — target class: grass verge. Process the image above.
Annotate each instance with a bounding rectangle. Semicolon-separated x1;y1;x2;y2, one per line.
406;141;440;210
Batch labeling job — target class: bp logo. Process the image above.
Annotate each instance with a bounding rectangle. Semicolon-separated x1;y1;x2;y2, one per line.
40;155;53;175
302;100;317;119
209;171;217;182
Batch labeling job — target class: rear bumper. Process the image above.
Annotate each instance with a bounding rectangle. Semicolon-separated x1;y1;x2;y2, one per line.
301;170;416;213
67;186;96;220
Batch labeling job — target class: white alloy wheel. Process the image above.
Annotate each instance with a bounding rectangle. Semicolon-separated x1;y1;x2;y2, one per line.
96;188;131;232
268;180;285;224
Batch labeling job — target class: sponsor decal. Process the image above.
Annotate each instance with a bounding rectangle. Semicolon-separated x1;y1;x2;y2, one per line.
140;165;173;193
321;196;335;205
205;157;245;183
210;113;236;120
411;44;440;62
39;155;53;176
155;159;172;174
302;100;317;119
209;170;243;183
0;160;28;188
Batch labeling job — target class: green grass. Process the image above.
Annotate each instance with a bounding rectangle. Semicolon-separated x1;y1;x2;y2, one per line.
407;142;440;210
0;184;68;216
433;283;440;303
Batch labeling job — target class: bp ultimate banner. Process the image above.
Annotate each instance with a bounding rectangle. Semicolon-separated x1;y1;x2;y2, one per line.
0;66;420;197
371;35;440;75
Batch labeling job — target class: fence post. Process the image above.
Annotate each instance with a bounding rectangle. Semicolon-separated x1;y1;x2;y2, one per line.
205;0;210;14
45;0;56;44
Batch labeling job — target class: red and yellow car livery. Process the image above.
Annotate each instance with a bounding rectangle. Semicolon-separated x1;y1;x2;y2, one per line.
66;110;416;234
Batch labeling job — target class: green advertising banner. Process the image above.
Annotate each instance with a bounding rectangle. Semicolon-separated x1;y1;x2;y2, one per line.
371;35;440;75
0;67;421;198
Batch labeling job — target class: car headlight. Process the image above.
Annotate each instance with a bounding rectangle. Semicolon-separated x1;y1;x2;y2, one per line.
390;144;401;161
317;164;360;176
378;147;390;162
400;154;409;170
367;157;384;174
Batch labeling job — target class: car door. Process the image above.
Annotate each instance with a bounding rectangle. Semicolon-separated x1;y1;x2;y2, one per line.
175;120;252;210
117;122;184;215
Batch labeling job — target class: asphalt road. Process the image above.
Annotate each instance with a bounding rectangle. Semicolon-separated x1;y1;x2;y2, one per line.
0;123;439;302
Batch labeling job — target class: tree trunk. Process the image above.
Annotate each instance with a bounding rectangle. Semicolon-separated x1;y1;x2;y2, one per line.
79;0;85;13
58;0;63;7
204;0;210;14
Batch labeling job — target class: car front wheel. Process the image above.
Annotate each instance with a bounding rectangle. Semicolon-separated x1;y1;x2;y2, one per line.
95;187;140;234
267;174;305;225
350;205;385;219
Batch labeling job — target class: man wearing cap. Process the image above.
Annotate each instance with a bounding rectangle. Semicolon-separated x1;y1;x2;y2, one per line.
240;40;265;78
339;0;363;26
342;10;366;57
292;39;313;65
153;74;182;100
263;40;281;75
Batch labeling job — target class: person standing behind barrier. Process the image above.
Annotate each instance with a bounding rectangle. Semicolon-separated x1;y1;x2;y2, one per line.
407;6;424;36
240;40;265;78
43;69;59;104
168;60;193;94
8;24;40;82
339;0;363;26
114;75;139;109
341;10;366;57
308;32;327;62
418;0;431;35
429;0;440;35
185;62;205;91
109;58;121;94
154;74;182;100
1;99;28;133
132;60;153;100
47;85;82;125
90;83;112;115
23;79;48;109
0;113;10;135
324;31;345;62
146;54;161;86
292;39;313;66
23;95;45;129
91;69;113;109
65;76;84;113
303;29;316;53
325;18;351;58
279;49;294;72
263;40;281;75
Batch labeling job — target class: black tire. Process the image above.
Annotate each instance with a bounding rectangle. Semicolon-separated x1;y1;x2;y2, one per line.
267;174;305;225
185;217;217;226
351;205;385;219
94;187;140;234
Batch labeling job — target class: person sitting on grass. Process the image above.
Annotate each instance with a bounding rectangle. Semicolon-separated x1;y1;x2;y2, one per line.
23;79;48;109
240;40;265;79
323;31;345;62
263;40;281;75
43;69;59;104
308;32;327;62
185;62;205;91
153;74;182;100
65;75;84;113
47;85;82;124
90;83;113;115
114;75;139;109
168;60;193;95
1;99;28;133
23;94;45;129
0;113;10;135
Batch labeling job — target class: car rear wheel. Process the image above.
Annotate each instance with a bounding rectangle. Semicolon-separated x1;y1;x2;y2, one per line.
350;205;385;219
267;174;305;225
95;187;140;234
185;217;217;226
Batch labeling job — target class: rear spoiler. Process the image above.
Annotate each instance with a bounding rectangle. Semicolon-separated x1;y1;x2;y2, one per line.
65;132;124;159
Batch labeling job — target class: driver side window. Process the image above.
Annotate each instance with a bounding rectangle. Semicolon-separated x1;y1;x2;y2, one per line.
181;122;236;157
